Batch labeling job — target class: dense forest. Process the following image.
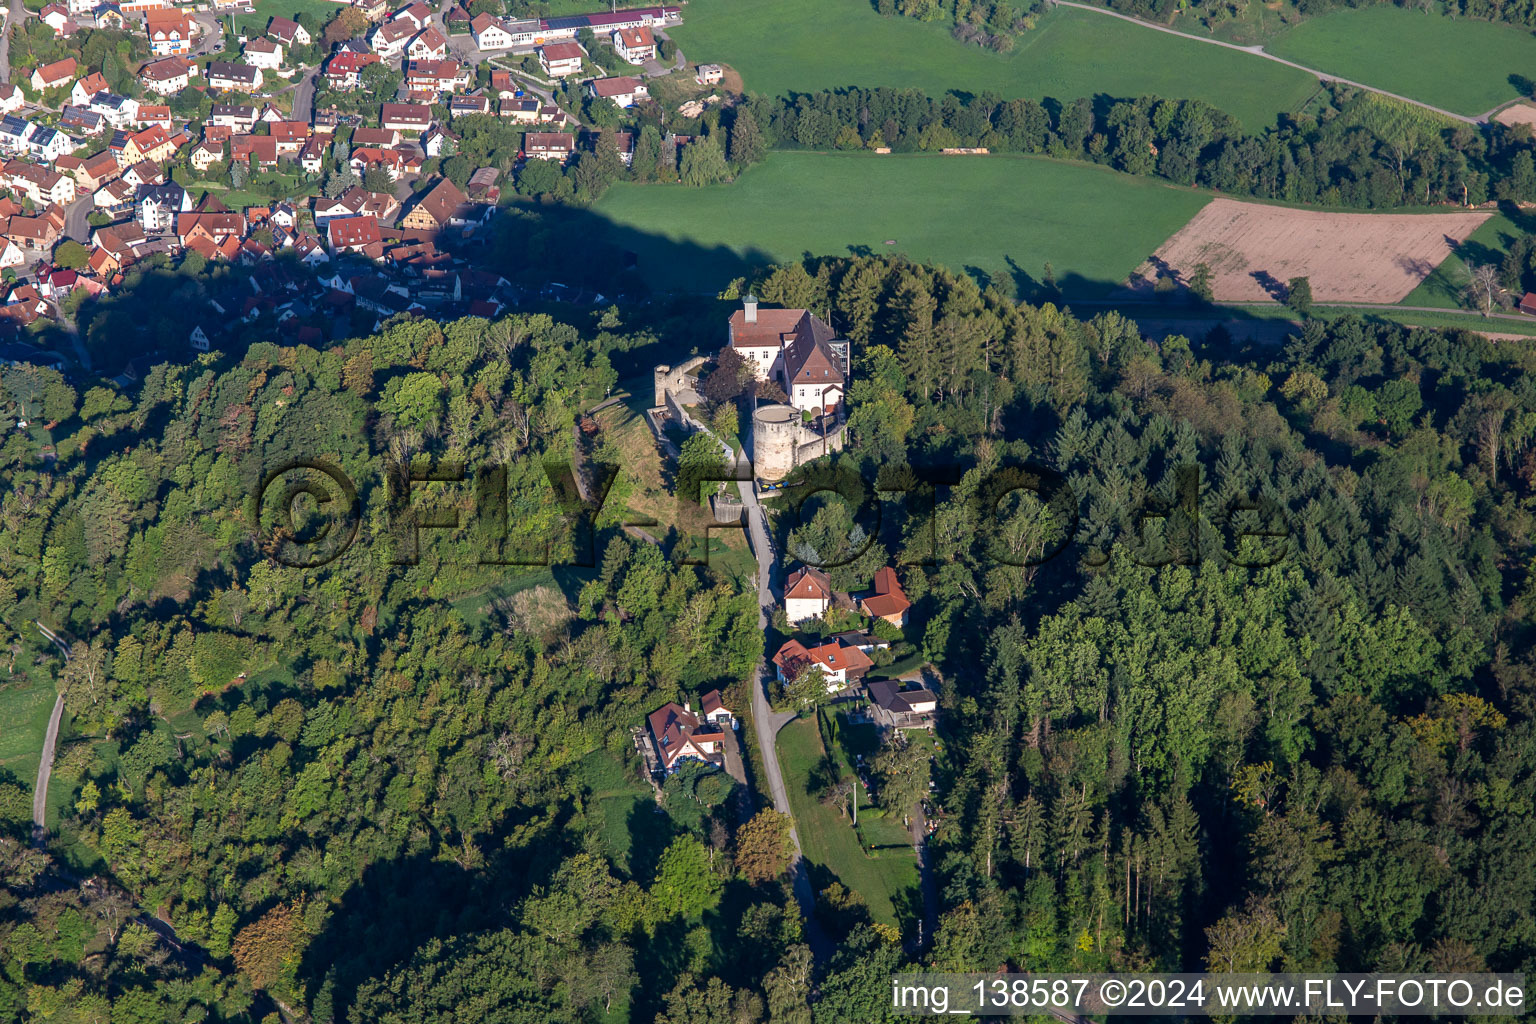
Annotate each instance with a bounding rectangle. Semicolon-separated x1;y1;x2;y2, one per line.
3;253;1536;1021
725;85;1527;210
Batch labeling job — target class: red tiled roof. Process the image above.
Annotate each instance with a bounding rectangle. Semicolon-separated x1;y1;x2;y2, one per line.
861;567;910;619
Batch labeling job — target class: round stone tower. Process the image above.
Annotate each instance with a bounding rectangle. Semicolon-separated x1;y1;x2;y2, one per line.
753;403;800;481
652;364;671;408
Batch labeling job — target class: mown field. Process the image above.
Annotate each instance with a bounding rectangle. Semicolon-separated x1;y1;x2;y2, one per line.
595;151;1211;297
666;0;1317;130
778;716;918;930
1402;211;1526;309
1266;5;1536;116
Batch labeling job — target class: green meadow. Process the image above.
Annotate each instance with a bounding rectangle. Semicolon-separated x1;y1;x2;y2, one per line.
667;0;1317;130
594;151;1210;297
1266;5;1536;116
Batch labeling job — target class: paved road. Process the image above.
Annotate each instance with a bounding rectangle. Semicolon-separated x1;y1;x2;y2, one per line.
63;196;92;244
0;0;20;85
734;469;834;960
31;622;70;846
1054;0;1495;124
290;66;318;124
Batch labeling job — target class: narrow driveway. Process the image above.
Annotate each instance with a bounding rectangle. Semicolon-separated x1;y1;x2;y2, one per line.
0;0;23;84
1054;0;1491;124
290;66;318;123
735;469;833;959
63;196;92;244
31;622;70;846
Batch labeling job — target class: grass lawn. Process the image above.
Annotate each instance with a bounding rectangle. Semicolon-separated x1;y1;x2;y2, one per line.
0;668;55;792
667;0;1316;130
224;0;344;35
577;749;666;880
594;151;1211;298
1266;6;1536;116
1402;211;1526;309
777;716;918;931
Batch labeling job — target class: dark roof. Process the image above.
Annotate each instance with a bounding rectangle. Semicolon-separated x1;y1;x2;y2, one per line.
866;679;937;714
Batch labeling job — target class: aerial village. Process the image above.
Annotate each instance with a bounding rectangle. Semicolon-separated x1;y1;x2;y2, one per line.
0;0;713;370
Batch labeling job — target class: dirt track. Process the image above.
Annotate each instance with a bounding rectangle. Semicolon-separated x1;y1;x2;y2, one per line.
1142;198;1490;303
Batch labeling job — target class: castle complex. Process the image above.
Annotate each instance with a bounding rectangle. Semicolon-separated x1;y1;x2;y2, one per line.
649;296;849;482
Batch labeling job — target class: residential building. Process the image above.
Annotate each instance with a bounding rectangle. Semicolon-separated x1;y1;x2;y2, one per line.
209;103;258;130
369;18;415;57
63;149;121;190
348;146;404;178
406;25;447;59
135;105;172;131
143;9;193;55
3;161;76;206
324;51;380;89
190;141;224;172
391;1;430;30
380;103;431;133
207;61;262;92
0;85;23;115
270;120;309;153
523;131;573;162
696;63;724;85
772;637;873;691
0;117;34;155
266;15;310;46
612;25;654;63
647;699;727;773
865;679;938;729
243;38;284;70
587;75;647;107
449;93;489;117
470;12;513;49
28;127;74;162
94;176;136;212
313;185;398;227
31;57;78;92
499;97;539;122
538;41;584;78
404;59;466;94
89;93;139;129
351;126;400;148
785;564;833;624
139;56;193;95
399;177;472;232
116;124;181;166
70;71;110;107
328;215;381;253
137;181;189;232
121;161;165;189
60;106;105;134
860;567;911;627
4;210;63;252
725;296;848;415
230;134;280;168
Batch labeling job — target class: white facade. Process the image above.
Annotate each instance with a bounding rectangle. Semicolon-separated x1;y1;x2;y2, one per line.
786;595;828;624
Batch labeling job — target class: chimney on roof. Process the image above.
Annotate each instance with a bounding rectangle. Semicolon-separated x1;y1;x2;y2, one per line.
742;293;757;324
683;701;691;713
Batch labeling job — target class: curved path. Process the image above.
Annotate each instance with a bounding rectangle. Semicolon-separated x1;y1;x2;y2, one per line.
1053;0;1499;124
31;622;70;846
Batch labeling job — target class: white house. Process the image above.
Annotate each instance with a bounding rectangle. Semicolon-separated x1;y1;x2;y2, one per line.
0;85;23;115
136;181;190;233
784;564;834;624
470;12;512;49
538;41;584;78
26;127;74;163
612;25;654;64
771;637;873;692
0;239;24;270
587;75;647;108
243;37;284;70
69;71;109;108
405;25;447;60
725;295;847;416
266;15;310;46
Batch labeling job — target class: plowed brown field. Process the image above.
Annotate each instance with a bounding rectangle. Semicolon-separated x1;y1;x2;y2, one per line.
1141;198;1490;303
